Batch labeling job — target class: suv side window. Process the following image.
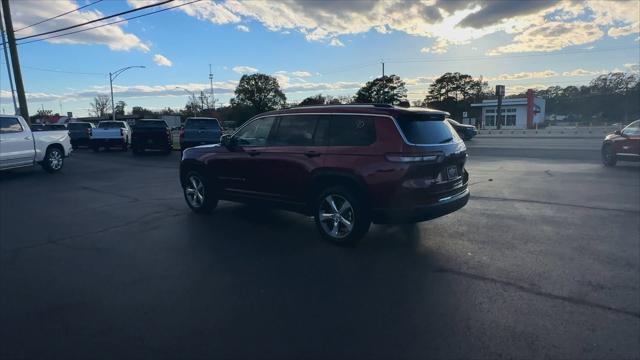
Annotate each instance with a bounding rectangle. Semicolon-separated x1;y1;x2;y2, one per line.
0;117;24;133
271;115;318;146
235;116;275;146
329;115;376;146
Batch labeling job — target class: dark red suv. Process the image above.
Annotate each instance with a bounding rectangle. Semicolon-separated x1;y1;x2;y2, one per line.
180;104;469;245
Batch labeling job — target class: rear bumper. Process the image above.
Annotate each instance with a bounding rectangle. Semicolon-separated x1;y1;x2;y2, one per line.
372;188;470;224
132;139;171;150
70;138;91;145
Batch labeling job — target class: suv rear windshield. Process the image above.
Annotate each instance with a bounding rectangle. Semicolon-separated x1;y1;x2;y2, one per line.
185;118;220;129
135;120;167;128
396;113;459;144
98;122;125;129
68;123;91;130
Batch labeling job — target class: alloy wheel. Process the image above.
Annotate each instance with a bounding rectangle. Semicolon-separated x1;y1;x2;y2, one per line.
318;194;355;239
185;175;205;208
49;149;63;170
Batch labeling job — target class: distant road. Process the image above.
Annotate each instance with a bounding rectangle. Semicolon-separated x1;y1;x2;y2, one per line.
466;137;603;160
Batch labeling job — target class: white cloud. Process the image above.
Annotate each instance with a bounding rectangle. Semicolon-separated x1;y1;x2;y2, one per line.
329;38;345;47
486;70;558;81
608;22;640;38
232;65;258;74
153;54;173;67
624;63;640;73
236;24;250;32
487;21;604;55
561;68;605;77
13;0;149;51
275;70;313;77
420;39;450;54
128;0;638;56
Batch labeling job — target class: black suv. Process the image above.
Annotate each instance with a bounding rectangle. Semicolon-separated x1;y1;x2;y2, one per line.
180;105;469;245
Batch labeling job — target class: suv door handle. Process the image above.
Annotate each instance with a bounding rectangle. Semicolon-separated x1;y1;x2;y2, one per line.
304;151;321;158
247;150;261;156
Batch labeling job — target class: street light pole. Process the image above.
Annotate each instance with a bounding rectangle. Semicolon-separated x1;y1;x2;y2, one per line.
110;72;115;121
109;65;145;121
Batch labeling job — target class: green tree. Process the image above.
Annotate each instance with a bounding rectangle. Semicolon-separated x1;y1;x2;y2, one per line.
299;94;327;106
231;73;286;113
424;72;487;119
353;75;407;104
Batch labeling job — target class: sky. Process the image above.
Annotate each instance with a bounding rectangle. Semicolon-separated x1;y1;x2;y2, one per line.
0;0;639;117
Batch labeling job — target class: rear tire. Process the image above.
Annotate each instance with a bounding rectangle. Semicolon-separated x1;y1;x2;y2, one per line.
314;186;370;246
602;144;617;167
183;170;217;214
41;146;64;173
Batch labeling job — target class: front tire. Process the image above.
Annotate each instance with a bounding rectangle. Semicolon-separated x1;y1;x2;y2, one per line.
314;186;370;246
602;144;617;167
41;147;64;173
183;170;217;214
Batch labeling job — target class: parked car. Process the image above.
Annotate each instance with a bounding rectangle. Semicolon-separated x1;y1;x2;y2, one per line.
90;121;131;152
131;119;172;154
0;115;72;173
68;122;94;148
180;104;469;246
180;117;222;150
44;124;67;131
447;118;477;141
602;119;640;166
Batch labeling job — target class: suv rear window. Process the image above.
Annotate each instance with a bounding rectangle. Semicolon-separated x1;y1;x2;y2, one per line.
396;113;459;144
68;123;91;130
329;115;376;146
185;118;220;129
135;120;167;128
98;122;125;129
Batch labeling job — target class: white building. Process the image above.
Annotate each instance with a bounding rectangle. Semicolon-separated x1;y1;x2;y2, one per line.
471;89;545;129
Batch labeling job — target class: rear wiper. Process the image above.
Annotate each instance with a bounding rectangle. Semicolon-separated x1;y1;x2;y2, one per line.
439;137;453;143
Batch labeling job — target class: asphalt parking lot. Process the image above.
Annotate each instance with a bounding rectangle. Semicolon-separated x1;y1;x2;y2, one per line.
1;145;639;359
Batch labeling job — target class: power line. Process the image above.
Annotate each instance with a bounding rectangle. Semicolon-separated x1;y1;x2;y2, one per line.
14;0;104;32
15;0;174;42
16;0;202;46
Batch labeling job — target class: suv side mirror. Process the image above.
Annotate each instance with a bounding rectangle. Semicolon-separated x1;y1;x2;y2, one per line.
614;129;622;136
221;134;236;148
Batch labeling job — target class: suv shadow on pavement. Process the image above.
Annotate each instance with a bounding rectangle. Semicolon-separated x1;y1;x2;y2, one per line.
175;202;481;358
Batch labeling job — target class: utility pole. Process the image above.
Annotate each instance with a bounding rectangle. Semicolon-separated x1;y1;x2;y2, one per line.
209;64;214;111
381;59;385;77
2;0;29;122
0;11;17;115
495;85;505;130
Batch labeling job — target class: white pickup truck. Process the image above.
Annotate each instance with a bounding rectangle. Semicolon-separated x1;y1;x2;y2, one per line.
90;121;131;152
0;115;72;173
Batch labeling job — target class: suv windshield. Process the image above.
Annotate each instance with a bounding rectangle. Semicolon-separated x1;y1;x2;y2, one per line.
98;122;125;129
186;118;220;129
396;113;460;144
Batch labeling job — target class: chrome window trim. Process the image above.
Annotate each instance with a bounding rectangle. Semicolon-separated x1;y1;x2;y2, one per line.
237;112;464;147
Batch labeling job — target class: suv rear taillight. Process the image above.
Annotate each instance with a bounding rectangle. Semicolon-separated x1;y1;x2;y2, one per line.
385;153;442;163
87;128;92;136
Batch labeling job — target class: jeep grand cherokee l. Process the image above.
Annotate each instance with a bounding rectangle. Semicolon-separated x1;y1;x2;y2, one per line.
180;104;469;245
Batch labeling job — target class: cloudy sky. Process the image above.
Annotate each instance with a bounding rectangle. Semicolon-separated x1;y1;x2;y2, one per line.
0;0;638;116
